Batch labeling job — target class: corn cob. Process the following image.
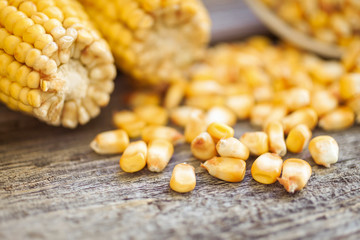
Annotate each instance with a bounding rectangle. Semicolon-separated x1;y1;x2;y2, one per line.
0;0;116;128
79;0;210;85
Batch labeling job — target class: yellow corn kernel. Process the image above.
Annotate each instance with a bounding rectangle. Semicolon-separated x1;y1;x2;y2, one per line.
164;81;186;109
319;106;355;131
309;136;339;168
186;80;223;97
282;107;318;134
250;103;273;127
201;157;246;182
185;95;225;110
282;87;310;111
263;105;288;129
120;141;147;173
251;153;283;184
142;126;184;145
265;121;286;157
170;106;203;127
113;110;146;138
312;61;344;85
339;73;360;100
240;131;269;156
205;106;237;126
216;137;249;160
253;86;274;103
310;90;338;117
134;105;168;126
278;158;312;193
147;139;174;172
90;129;129;154
285;124;312;153
126;91;160;108
170;163;196;193
185;109;207;143
191;132;217;161
207;122;234;143
225;94;254;120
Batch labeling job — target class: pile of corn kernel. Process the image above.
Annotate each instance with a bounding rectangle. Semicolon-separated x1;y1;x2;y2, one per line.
261;0;360;47
90;36;360;194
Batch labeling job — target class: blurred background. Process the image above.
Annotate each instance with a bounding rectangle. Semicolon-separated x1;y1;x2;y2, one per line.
203;0;268;42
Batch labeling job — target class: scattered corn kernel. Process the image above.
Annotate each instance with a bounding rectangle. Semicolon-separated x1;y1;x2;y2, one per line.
90;129;129;155
170;163;196;193
250;103;273;127
278;158;312;193
191;132;217;161
339;73;360;100
142;126;184;145
282;107;318;134
164;81;186;109
240;131;269;156
185;109;207;143
251;153;283;184
265;121;286;156
147;139;174;172
216;137;249;160
309;136;339;167
282;88;310;111
310;90;338;117
205;106;237;126
170;106;203;127
207;122;234;143
113;110;146;138
286;124;312;153
319;106;355;131
120;141;147;173
134;105;168;126
225;94;254;119
201;157;246;182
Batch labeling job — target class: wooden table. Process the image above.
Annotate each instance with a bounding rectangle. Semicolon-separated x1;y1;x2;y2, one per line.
1;1;360;239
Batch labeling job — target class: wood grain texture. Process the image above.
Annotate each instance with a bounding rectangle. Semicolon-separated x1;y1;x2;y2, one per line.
1;1;360;239
1;75;360;240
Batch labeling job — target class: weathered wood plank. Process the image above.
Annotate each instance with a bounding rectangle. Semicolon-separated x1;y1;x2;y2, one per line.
0;73;360;239
0;1;360;239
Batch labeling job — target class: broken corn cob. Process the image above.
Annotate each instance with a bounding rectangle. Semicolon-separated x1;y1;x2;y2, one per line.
79;0;210;85
0;0;116;128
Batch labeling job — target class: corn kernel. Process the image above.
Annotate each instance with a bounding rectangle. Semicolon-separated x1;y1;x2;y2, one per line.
216;137;249;160
126;91;160;108
250;103;273;127
278;158;312;193
164;81;186;109
205;106;237;126
310;90;338;117
319;106;355;131
225;94;254;119
185;109;207;143
282;107;318;134
191;132;217;161
309;136;339;168
134;105;168;126
339;73;360;100
142;126;184;145
170;106;203;127
251;153;283;184
147;139;174;172
282;87;310;111
240;131;269;156
90;129;129;154
120;141;147;173
207;122;234;143
185;95;224;110
170;163;196;193
265;121;286;156
201;157;246;182
113;110;147;138
286;124;312;153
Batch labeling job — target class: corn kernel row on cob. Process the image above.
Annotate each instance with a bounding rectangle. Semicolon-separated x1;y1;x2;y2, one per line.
79;0;210;85
0;0;116;128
